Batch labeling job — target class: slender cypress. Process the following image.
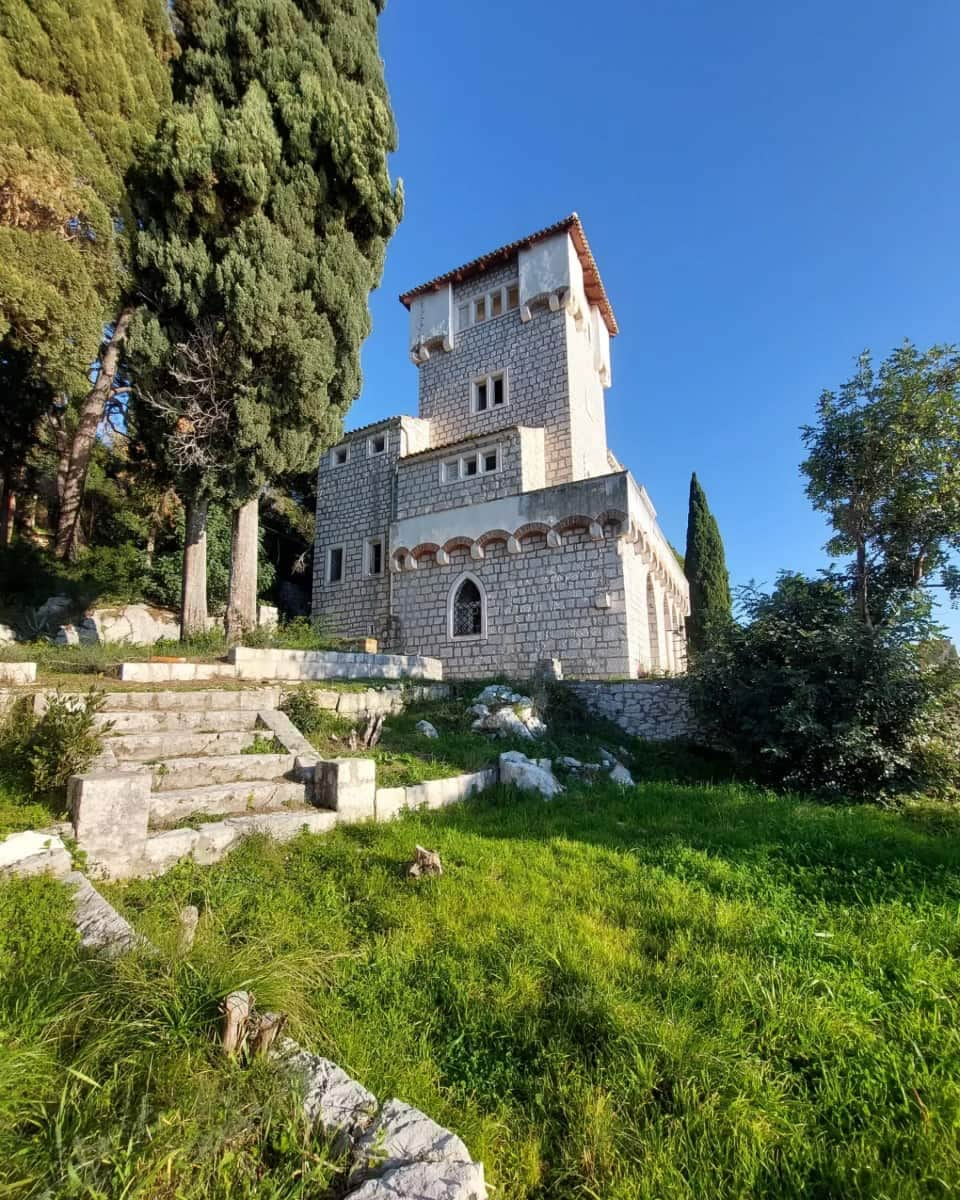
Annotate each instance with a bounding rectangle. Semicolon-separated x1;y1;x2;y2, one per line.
684;472;732;654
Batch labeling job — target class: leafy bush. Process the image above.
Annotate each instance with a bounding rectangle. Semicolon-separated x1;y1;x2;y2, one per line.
278;685;324;736
688;573;939;800
0;690;109;796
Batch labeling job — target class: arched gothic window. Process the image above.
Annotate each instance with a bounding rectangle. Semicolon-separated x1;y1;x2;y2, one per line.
449;575;485;638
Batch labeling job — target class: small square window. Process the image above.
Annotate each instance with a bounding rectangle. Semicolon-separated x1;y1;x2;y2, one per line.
473;296;486;323
327;546;344;584
366;538;383;576
442;459;460;483
332;445;349;467
457;303;471;331
368;432;387;456
491;290;503;318
462;454;479;477
483;449;499;473
506;283;519;310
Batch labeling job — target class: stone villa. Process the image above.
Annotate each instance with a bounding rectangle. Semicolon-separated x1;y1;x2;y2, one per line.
312;215;689;680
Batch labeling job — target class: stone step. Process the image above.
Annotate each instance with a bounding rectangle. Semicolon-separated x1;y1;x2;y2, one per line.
151;753;297;792
104;729;261;762
98;687;280;712
149;779;307;826
141;807;338;874
99;709;263;735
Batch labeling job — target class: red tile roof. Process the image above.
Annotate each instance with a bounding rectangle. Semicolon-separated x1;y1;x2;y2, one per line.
398;214;618;336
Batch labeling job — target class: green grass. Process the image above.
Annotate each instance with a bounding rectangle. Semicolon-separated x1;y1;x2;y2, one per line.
3;770;960;1197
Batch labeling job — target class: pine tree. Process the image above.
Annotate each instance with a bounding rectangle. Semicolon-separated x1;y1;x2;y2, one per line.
0;0;173;556
130;0;402;637
684;472;732;654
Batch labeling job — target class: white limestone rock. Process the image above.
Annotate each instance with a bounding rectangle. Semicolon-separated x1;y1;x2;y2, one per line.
68;871;142;956
352;1098;474;1183
608;762;635;787
346;1160;487;1199
499;751;564;799
0;830;71;877
472;706;533;741
416;720;439;739
558;756;582;769
0;622;15;644
465;703;489;718
278;1038;377;1148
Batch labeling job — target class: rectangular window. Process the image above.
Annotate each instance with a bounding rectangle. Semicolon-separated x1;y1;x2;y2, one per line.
365;537;383;576
457;303;470;331
483;448;499;473
506;283;519;310
474;379;488;412
442;459;460;483
472;371;507;415
367;432;387;456
332;445;349;467
492;374;505;406
462;454;479;477
491;290;503;318
473;296;486;323
441;445;501;483
457;282;520;332
326;545;345;584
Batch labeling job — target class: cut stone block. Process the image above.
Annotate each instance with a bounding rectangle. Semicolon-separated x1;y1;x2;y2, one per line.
98;708;262;734
150;753;297;792
258;708;318;760
278;1039;377;1147
0;662;37;684
149;780;306;825
103;729;260;762
68;871;141;956
69;770;151;870
0;830;71;877
313;758;376;819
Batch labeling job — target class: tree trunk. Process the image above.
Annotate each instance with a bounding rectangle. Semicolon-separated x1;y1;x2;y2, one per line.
855;538;871;627
225;496;259;643
181;494;209;641
55;308;133;560
0;475;15;547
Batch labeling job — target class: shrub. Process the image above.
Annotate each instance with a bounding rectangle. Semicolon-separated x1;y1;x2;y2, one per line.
0;690;109;796
279;685;323;736
242;616;337;651
688;573;938;800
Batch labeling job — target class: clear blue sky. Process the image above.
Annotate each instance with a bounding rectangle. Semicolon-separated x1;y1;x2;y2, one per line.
350;0;960;638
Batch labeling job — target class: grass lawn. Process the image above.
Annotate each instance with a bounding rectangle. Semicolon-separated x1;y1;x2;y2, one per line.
2;768;959;1198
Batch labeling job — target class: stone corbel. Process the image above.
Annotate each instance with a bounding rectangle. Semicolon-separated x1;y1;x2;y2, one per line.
588;521;604;541
405;553;418;571
469;542;485;561
390;555;403;573
519;303;532;323
546;530;562;549
442;334;454;353
435;548;450;566
507;536;521;555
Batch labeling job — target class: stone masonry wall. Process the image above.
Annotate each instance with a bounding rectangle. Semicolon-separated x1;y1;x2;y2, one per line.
568;680;698;741
395;427;525;522
416;259;575;487
393;527;631;680
565;306;610;480
313;418;398;640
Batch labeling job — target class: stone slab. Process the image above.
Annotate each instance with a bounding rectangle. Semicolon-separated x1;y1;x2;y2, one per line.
69;769;151;868
313;758;376;819
352;1098;473;1182
68;871;141;956
346;1161;487;1199
228;646;444;682
0;662;37;684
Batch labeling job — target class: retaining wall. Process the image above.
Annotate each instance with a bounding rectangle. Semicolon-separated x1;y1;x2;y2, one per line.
568;679;698;741
119;650;444;685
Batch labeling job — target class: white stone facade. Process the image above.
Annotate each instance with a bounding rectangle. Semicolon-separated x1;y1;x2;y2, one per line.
313;215;689;680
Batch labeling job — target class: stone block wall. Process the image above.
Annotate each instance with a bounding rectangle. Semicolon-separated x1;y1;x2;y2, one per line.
417;260;575;487
393;526;632;680
395;427;526;521
313;418;399;640
567;680;698;741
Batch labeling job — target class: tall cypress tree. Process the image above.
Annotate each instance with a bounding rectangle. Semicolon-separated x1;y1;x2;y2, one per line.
684;472;732;654
130;0;401;637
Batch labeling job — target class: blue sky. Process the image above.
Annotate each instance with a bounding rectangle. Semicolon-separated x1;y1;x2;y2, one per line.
351;0;960;637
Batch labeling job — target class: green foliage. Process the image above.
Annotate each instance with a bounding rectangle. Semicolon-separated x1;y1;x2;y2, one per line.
73;783;960;1198
684;472;731;655
0;0;172;389
129;0;402;503
1;689;108;795
802;341;960;622
278;684;325;737
688;573;940;799
242;616;337;651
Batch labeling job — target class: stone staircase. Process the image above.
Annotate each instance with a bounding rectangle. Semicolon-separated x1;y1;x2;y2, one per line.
92;688;313;831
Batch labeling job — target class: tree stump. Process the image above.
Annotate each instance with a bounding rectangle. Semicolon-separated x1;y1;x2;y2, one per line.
407;845;442;878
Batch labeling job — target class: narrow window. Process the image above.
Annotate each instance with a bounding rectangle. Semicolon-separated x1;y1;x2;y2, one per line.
368;432;387;456
366;537;383;576
474;380;488;412
462;454;479;478
452;578;483;637
474;296;486;323
491;289;503;318
492;374;505;406
506;283;519;310
327;546;344;584
332;445;349;467
442;459;460;483
457;303;471;331
482;448;499;473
